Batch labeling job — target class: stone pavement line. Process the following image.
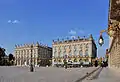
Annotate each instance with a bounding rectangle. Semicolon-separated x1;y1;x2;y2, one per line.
75;67;100;82
85;67;103;80
83;67;120;82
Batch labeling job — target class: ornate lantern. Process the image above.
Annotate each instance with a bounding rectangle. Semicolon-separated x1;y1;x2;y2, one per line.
98;34;104;46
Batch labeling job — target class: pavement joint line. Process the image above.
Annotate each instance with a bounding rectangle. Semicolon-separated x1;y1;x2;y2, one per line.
75;67;101;82
87;67;103;80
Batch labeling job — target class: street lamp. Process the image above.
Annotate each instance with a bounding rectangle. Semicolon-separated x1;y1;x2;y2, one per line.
98;34;104;46
30;44;34;72
98;19;120;46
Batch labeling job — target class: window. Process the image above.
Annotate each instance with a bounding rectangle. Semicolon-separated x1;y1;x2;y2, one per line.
86;43;89;48
74;50;77;55
63;51;66;57
79;51;83;56
64;46;67;50
79;44;82;49
59;51;62;57
85;50;89;56
54;51;57;57
59;46;62;57
54;47;57;57
69;50;72;56
54;47;57;52
74;45;78;55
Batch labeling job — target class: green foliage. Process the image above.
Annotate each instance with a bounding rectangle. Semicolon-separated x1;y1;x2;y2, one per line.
98;60;102;66
9;54;14;61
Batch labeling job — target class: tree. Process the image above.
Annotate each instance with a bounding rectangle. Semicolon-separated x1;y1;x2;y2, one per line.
8;53;15;65
0;47;6;57
9;53;14;61
0;47;6;65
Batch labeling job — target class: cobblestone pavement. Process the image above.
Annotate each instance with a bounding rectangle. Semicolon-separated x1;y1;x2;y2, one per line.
0;66;97;82
83;67;120;82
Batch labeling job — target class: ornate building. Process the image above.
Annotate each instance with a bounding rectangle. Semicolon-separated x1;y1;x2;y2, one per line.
52;35;97;67
14;42;52;66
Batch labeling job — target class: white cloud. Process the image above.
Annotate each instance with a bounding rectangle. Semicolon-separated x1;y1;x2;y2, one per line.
12;20;19;24
8;20;20;24
8;20;12;23
69;30;76;35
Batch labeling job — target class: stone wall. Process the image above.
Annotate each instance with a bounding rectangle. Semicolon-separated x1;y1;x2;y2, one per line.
109;30;120;69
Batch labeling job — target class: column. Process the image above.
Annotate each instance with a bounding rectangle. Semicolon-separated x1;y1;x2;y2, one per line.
72;45;74;56
35;49;38;66
19;50;21;66
52;47;54;66
23;50;25;66
29;49;31;65
83;43;85;57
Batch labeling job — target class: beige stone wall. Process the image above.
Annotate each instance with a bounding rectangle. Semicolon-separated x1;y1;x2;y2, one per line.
14;43;52;66
52;36;97;66
109;35;120;69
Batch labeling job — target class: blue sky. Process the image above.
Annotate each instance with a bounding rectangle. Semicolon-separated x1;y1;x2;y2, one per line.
0;0;109;57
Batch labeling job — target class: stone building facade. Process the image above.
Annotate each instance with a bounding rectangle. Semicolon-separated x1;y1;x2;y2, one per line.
109;34;120;68
108;0;120;69
14;42;52;66
52;35;97;67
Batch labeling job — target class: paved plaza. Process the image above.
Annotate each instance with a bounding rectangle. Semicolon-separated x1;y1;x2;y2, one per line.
83;67;120;82
0;66;96;82
0;66;120;82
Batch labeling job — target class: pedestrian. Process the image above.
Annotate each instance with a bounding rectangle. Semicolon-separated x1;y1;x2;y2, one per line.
95;60;98;67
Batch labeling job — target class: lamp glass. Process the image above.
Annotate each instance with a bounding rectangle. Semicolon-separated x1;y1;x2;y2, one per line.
98;35;104;46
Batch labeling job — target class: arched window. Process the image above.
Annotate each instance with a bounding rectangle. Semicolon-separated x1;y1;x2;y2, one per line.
68;58;72;63
54;59;56;62
58;59;61;62
79;59;82;62
74;58;77;62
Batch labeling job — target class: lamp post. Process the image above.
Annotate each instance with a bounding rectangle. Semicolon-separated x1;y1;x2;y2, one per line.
30;44;34;72
98;20;120;46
